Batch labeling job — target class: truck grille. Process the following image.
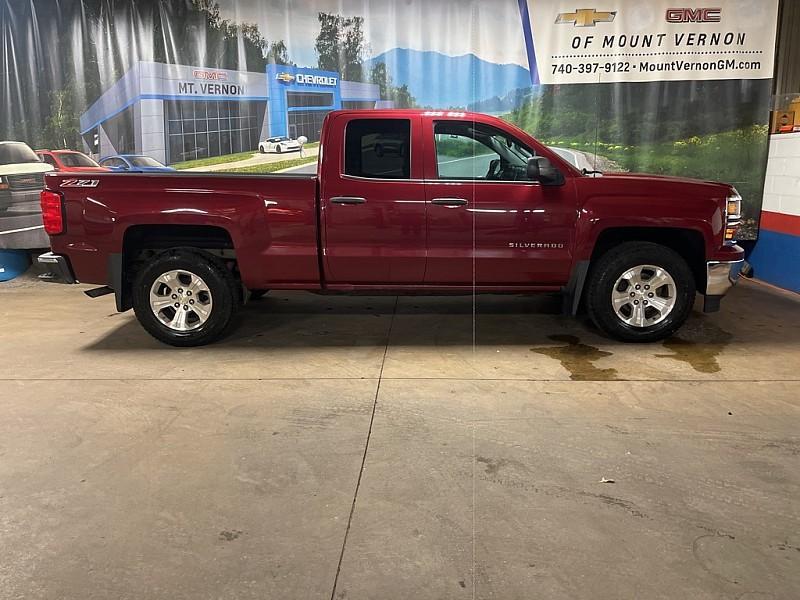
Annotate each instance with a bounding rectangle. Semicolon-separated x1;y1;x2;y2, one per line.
7;173;45;190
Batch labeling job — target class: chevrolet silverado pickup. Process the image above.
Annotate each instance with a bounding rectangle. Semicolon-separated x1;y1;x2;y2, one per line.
38;109;744;347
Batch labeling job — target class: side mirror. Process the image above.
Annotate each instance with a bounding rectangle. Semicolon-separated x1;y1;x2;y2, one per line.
527;157;565;186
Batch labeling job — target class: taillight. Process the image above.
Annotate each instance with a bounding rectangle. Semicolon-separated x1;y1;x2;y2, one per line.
40;190;64;235
724;191;742;244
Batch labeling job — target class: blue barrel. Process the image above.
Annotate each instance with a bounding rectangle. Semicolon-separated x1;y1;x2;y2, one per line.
0;250;31;282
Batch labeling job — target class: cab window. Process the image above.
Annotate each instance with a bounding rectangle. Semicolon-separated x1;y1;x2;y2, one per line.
344;119;410;180
434;121;535;182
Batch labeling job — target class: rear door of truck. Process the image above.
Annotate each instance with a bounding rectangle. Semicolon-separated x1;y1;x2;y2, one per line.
319;113;427;285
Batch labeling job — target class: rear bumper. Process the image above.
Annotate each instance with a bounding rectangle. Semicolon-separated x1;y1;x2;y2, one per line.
37;252;76;284
703;259;743;312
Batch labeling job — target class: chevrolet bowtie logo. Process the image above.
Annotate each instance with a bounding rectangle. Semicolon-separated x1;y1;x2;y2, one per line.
276;72;295;83
555;8;617;27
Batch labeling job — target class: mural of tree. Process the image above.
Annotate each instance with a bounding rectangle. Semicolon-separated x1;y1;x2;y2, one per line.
267;41;294;66
315;12;365;82
369;63;416;108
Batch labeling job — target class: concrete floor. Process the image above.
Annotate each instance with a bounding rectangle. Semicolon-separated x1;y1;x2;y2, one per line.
1;276;799;600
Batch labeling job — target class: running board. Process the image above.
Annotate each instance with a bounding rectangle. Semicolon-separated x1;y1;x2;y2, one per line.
84;286;114;299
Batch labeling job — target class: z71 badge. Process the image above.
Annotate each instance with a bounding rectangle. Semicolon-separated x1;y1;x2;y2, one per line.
60;179;100;188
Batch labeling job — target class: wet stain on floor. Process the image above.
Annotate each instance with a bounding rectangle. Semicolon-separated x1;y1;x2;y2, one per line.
656;319;733;374
476;456;508;475
218;529;243;542
531;334;618;381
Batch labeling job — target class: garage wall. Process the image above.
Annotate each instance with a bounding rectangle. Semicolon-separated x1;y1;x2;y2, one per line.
748;0;800;292
749;133;800;291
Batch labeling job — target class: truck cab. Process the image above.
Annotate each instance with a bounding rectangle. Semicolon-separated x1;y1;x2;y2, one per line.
38;110;744;347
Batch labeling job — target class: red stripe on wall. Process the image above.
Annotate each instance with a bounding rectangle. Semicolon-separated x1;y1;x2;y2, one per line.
760;211;800;237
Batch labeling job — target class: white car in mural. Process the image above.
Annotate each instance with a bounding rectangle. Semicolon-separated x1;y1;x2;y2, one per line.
0;141;54;213
259;136;301;154
550;146;596;173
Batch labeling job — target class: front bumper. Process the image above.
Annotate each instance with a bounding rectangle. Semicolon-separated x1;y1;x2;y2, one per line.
703;259;744;312
37;252;77;284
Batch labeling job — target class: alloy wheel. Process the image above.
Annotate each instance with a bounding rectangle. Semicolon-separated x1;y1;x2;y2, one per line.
149;269;213;332
611;264;677;328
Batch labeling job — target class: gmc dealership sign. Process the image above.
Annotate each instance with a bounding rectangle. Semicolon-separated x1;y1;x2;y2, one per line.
522;0;779;84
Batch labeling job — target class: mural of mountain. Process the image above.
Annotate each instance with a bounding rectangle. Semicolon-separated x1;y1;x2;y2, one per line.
367;48;533;109
468;87;541;114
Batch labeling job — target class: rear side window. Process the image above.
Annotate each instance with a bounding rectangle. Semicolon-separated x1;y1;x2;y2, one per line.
344;119;410;180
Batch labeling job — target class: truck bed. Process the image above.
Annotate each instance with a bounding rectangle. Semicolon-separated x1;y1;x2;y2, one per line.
48;171;322;290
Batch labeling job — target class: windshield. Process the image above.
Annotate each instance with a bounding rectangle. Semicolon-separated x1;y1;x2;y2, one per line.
129;156;165;168
0;142;41;165
58;152;100;168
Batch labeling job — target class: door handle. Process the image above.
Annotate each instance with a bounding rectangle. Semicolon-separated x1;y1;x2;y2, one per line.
431;197;468;207
331;196;366;205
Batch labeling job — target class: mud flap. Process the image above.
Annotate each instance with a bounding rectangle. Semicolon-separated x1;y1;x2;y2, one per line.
562;260;590;316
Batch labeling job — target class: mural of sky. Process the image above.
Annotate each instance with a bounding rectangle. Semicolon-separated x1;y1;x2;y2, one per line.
217;0;530;70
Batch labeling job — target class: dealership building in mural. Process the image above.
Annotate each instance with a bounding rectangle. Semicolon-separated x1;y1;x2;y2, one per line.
79;62;387;164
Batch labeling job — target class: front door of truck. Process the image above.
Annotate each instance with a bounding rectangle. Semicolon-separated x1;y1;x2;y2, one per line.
423;118;576;286
320;114;427;284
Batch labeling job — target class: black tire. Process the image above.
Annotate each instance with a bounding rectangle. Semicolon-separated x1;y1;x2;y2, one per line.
132;248;241;347
249;289;269;300
585;242;696;343
259;145;266;154
276;146;282;154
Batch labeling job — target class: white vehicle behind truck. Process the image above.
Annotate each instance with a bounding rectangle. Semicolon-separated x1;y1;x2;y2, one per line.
0;142;53;213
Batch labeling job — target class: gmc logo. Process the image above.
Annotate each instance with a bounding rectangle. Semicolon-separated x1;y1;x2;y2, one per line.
666;8;722;23
193;69;228;81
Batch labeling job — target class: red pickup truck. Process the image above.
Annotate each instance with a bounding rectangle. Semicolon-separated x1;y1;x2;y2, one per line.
38;109;743;347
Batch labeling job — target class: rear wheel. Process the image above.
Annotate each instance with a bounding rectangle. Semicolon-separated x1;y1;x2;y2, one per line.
586;242;696;343
132;248;240;347
259;145;266;154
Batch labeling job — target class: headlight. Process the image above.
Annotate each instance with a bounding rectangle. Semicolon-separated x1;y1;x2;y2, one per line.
724;190;742;244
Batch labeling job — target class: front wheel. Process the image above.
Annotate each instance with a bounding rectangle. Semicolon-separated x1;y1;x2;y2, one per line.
276;145;282;154
132;248;241;347
586;242;696;343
